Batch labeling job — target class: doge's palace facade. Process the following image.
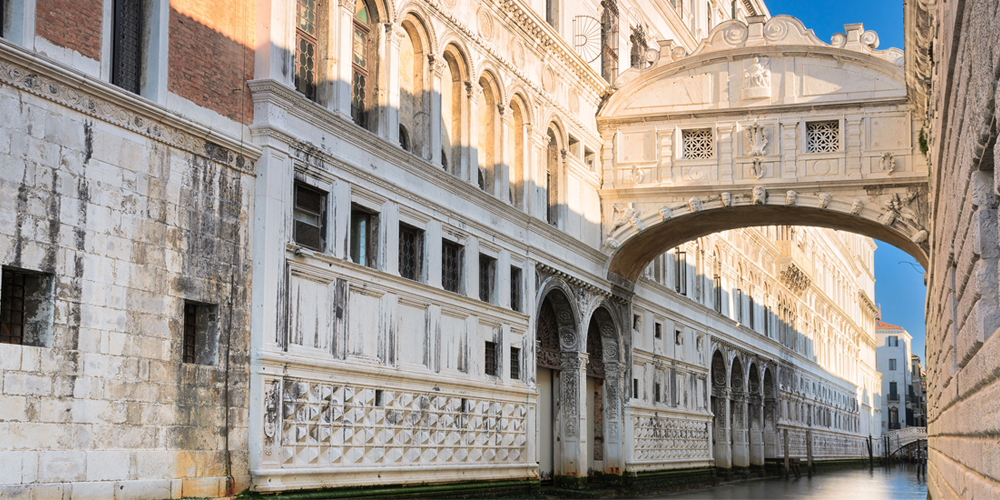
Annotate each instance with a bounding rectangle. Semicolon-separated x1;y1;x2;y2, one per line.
0;0;895;497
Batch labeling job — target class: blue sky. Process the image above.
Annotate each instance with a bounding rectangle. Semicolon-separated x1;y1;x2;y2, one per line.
762;1;925;358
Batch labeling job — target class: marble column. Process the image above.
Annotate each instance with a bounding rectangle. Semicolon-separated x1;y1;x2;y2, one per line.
558;351;588;480
763;397;778;458
731;390;750;467
712;388;732;468
749;394;765;465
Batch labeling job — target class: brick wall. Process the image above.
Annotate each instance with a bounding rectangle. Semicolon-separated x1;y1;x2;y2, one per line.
169;0;255;124
925;0;1000;498
0;50;253;498
34;0;103;61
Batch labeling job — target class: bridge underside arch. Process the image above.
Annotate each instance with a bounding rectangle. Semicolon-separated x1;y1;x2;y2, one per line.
607;202;928;283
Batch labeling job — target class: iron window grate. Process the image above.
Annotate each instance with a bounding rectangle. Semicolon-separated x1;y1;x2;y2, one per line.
442;240;463;293
112;0;143;94
485;341;498;377
0;269;25;344
399;224;423;281
479;254;496;303
510;267;522;312
510;347;521;380
183;303;197;363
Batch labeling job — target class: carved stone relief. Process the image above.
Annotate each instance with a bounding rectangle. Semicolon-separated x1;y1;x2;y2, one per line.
742;57;771;100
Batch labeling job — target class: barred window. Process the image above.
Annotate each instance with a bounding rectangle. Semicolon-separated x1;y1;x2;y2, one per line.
484;341;499;377
293;183;326;251
352;1;374;127
510;266;522;312
350;204;379;268
111;0;143;94
398;223;424;281
1;268;54;346
682;128;714;159
442;240;463;293
182;302;217;365
674;250;687;295
510;347;521;379
479;254;496;303
295;0;318;100
806;120;840;153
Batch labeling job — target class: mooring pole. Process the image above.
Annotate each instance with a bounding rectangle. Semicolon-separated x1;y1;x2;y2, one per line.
867;434;874;468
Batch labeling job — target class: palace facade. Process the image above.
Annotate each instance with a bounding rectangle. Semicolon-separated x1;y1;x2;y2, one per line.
0;0;895;497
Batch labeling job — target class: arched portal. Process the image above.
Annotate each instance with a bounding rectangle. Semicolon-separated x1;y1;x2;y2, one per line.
710;350;730;468
582;304;625;476
534;290;573;482
730;356;749;467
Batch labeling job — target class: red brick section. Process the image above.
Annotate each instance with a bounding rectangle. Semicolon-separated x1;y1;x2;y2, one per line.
35;0;103;61
169;0;255;125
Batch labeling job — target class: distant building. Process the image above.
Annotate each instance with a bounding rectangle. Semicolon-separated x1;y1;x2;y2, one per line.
875;321;913;430
909;355;926;427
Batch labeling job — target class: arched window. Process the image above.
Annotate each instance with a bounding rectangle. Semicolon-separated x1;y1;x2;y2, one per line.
399;16;429;157
508;96;527;209
352;0;377;129
546;126;561;226
477;76;499;194
441;46;467;175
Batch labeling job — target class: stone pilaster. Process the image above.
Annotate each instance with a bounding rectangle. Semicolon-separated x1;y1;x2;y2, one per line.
558;351;589;481
731;390;750;467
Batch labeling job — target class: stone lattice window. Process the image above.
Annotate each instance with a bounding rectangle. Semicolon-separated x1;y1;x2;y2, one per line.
806;120;840;153
682;128;714;159
295;0;318;100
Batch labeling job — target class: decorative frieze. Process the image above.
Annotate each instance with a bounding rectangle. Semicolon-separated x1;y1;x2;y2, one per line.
631;415;711;462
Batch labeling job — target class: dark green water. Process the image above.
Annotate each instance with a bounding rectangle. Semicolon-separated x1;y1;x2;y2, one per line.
650;465;927;499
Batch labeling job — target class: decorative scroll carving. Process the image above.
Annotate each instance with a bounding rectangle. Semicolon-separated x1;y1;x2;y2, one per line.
631;415;711;462
779;263;811;294
879;152;896;174
263;379;280;455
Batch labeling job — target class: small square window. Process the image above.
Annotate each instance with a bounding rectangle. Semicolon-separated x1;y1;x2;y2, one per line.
350;204;379;268
479;254;496;303
806;120;840;153
399;223;424;281
293;182;327;251
182;302;218;365
510;266;522;312
1;268;54;346
510;347;521;380
682;128;714;159
442;240;463;294
654;322;662;339
485;341;499;377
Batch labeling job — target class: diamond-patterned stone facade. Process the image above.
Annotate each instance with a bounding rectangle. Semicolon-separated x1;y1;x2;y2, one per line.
632;414;710;461
806;121;839;153
274;378;527;467
682;129;714;159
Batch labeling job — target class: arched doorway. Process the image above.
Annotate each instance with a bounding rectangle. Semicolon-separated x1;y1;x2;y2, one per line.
534;288;576;482
710;350;730;468
586;313;605;473
583;305;624;476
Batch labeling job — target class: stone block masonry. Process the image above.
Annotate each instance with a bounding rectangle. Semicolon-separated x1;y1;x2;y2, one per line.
0;43;256;498
921;0;1000;497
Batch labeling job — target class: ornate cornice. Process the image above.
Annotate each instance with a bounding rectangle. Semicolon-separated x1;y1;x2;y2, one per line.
0;39;258;174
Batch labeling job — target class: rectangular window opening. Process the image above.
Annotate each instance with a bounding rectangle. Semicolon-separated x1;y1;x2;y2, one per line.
1;267;55;347
675;329;683;346
654;322;662;339
398;223;424;282
375;389;384;407
484;340;498;377
293;182;327;251
510;266;522;312
674;250;687;295
350;204;379;268
442;239;463;294
111;0;143;94
806;120;840;153
295;0;318;100
654;383;661;403
584;147;596;171
478;254;496;304
182;301;218;365
633;378;639;399
510;347;521;380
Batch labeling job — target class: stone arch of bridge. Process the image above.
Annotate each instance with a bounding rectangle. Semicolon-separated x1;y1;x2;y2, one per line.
596;15;929;283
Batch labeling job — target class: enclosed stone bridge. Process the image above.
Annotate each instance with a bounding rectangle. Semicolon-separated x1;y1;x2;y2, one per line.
885;427;927;457
597;16;929;283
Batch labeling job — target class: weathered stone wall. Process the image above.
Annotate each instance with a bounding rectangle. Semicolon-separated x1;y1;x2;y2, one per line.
924;0;1000;497
0;46;255;498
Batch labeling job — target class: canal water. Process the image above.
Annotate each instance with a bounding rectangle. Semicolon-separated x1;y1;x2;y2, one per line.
650;465;927;499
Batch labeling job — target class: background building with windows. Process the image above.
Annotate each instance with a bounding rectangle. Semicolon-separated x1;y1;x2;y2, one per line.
0;0;902;497
875;321;914;430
